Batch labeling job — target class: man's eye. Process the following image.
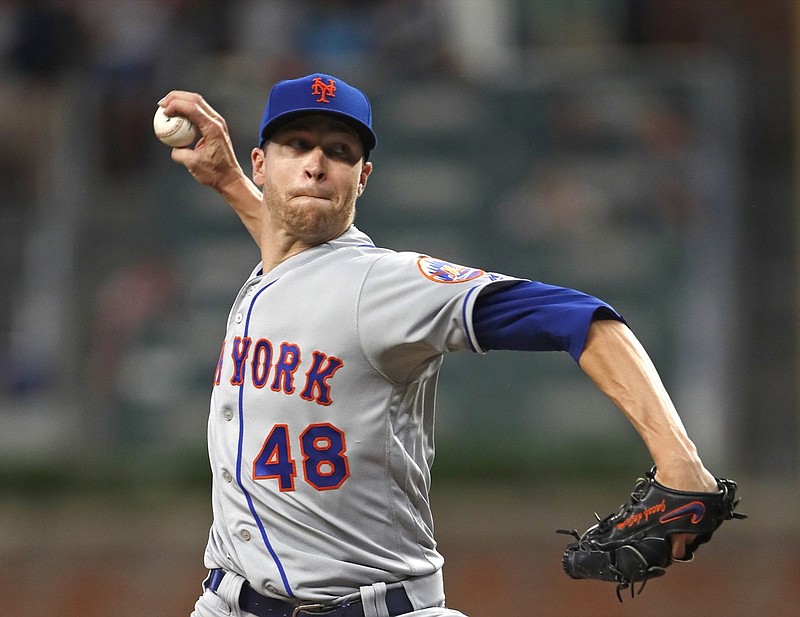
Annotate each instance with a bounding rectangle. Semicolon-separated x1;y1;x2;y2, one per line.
326;142;355;159
288;138;307;149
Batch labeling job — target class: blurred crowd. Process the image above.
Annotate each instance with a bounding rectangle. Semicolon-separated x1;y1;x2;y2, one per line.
0;0;450;405
0;1;794;478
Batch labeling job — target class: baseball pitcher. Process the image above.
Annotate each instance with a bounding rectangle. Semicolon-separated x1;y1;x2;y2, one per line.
156;73;743;617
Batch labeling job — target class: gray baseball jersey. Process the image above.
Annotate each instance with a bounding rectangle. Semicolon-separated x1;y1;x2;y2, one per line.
204;226;521;603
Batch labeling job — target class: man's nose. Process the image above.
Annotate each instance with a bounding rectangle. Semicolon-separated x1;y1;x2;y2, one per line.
303;148;326;181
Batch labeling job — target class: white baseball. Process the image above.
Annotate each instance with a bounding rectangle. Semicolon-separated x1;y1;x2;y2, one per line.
153;106;197;148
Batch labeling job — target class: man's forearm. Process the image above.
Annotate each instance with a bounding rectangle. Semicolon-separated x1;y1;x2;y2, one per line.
218;174;263;246
578;319;715;491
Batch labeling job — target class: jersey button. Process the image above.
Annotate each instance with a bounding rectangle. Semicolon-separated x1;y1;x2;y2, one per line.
234;312;243;324
240;529;251;541
223;407;234;421
222;470;233;483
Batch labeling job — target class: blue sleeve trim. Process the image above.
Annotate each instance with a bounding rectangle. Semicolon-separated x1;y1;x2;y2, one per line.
462;285;482;353
472;281;625;362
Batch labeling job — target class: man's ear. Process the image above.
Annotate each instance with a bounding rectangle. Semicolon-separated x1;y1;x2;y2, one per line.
357;161;373;196
251;147;266;187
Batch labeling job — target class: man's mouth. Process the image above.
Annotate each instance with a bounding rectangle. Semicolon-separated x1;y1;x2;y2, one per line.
290;190;332;202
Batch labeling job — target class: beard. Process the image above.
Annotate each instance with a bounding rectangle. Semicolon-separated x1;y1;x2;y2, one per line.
265;191;356;245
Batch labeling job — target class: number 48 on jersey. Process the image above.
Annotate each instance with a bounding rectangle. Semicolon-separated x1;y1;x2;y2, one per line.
253;423;350;491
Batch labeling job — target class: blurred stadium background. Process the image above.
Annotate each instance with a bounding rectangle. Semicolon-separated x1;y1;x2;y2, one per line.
0;1;797;615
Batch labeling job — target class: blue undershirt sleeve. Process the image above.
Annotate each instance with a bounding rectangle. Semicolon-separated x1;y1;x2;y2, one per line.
472;280;625;362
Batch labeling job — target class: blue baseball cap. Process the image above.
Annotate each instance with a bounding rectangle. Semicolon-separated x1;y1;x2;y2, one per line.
258;73;377;157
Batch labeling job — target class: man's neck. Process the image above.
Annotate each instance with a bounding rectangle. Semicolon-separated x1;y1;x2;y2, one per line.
258;226;350;273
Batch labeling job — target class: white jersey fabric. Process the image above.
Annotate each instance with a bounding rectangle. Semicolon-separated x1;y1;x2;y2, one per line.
204;226;521;604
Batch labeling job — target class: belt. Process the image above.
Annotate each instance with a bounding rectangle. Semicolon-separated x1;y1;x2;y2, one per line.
204;569;414;617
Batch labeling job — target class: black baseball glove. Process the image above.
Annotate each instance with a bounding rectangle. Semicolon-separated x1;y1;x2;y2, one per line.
557;466;746;601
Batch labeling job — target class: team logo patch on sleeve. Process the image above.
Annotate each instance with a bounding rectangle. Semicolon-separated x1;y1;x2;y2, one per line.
417;256;484;284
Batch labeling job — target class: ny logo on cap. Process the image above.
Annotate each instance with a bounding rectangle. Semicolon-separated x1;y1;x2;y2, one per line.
311;77;336;103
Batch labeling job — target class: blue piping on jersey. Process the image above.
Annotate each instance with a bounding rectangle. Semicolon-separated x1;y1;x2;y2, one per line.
236;279;296;598
462;286;481;353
